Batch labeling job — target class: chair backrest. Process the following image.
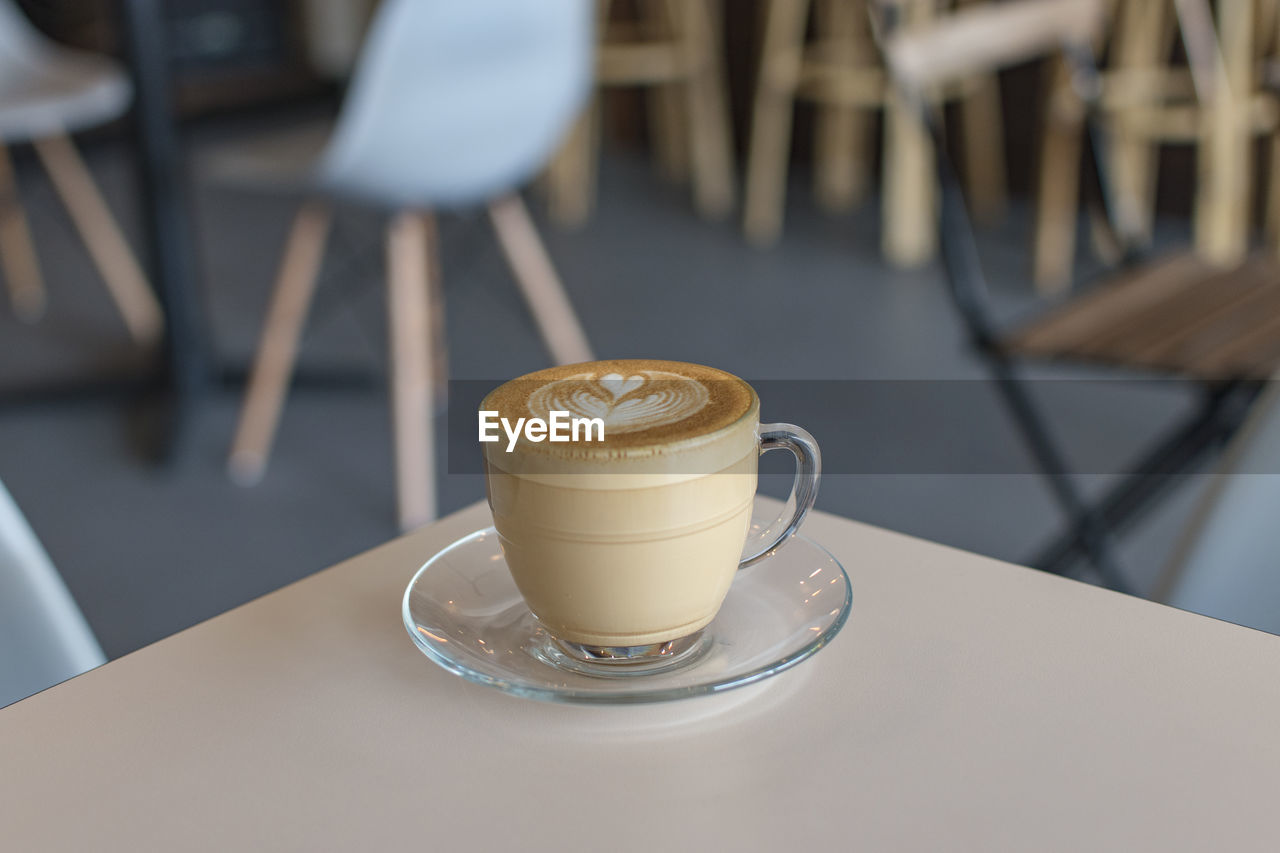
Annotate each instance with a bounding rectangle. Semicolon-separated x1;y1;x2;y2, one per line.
872;0;1119;349
0;0;132;142
0;480;105;707
878;0;1105;92
1155;380;1280;634
0;0;45;63
316;0;593;209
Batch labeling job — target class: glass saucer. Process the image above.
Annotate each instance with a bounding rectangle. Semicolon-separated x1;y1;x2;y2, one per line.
401;522;852;705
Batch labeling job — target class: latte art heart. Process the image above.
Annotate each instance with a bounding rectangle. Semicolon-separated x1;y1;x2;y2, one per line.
597;373;645;400
527;370;711;434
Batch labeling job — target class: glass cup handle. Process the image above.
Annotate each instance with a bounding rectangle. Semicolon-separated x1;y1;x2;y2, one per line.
740;423;822;568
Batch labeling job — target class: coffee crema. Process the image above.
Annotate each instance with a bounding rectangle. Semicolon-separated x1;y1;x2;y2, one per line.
481;359;755;457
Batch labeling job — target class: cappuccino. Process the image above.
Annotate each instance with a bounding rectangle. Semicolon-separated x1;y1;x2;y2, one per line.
482;359;755;454
481;360;818;655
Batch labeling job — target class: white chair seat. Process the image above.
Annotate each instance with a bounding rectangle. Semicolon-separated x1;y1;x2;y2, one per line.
0;44;130;142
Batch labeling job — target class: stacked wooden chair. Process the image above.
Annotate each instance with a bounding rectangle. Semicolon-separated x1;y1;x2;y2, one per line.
745;0;1008;267
1035;0;1280;291
546;0;736;226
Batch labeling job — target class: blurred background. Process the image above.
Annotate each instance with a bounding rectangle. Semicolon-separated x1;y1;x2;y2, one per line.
2;0;1279;702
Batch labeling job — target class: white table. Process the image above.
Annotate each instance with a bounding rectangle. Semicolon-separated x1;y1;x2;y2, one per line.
4;499;1279;851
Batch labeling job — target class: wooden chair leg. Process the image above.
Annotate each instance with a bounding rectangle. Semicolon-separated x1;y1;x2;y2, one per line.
743;0;811;245
650;85;691;184
1263;0;1280;254
954;0;1008;224
1194;0;1254;266
488;194;594;366
228;202;332;485
1267;130;1280;253
1034;57;1086;293
1259;0;1279;50
882;96;937;268
1107;0;1173;246
386;211;438;531
423;217;449;398
0;143;45;321
645;0;691;183
959;80;1009;224
813;0;871;213
882;0;938;268
546;103;600;228
545;0;610;227
32;133;163;346
673;0;736;220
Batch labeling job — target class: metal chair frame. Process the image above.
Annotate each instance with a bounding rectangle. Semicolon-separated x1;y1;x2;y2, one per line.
876;5;1264;592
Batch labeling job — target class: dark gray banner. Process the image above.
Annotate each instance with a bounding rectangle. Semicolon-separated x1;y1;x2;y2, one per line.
446;379;1275;475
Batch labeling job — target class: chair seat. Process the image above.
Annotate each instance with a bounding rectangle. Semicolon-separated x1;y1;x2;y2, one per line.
0;47;130;142
1004;252;1280;381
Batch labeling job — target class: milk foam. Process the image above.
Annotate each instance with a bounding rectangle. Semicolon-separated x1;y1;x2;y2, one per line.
481;359;757;463
526;369;711;435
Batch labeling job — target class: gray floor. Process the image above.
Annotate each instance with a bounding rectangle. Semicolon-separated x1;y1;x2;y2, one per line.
0;115;1212;659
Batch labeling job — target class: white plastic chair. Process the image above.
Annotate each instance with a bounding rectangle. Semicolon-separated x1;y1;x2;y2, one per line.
227;0;596;532
0;479;105;708
0;0;161;343
1156;378;1280;634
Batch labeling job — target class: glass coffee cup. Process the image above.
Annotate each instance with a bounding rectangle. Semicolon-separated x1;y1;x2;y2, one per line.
481;359;819;668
